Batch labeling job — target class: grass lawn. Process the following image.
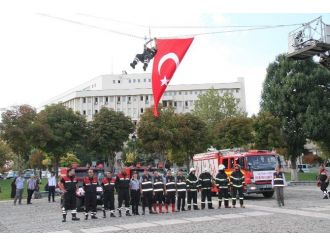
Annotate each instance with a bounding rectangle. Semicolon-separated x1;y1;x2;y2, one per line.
284;172;318;181
0;178;48;201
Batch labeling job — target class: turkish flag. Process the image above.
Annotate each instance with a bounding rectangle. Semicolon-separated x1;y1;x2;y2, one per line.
152;38;194;117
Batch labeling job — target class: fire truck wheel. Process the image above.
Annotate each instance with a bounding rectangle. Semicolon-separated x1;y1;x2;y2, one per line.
262;191;274;198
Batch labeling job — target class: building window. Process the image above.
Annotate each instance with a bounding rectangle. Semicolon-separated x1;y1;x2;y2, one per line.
105;97;109;104
129;79;131;83
117;96;121;103
174;101;177;107
185;101;188;108
83;110;86;115
185;91;188;95
148;79;151;82
173;92;176;96
194;91;198;95
128;96;131;103
133;96;136;102
144;78;146;82
118;80;121;84
133;79;136;83
140;108;144;113
236;89;239;93
94;98;98;104
179;92;182;95
82;98;86;103
138;79;140;83
162;101;167;107
87;98;91;103
140;96;143;101
95;110;98;114
113;80;116;84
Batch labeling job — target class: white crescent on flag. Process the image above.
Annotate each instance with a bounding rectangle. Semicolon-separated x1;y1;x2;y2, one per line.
158;52;180;74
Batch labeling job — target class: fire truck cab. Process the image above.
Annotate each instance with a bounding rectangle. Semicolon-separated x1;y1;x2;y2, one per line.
193;149;281;198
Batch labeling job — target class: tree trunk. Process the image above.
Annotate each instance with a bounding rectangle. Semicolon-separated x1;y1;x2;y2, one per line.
290;156;298;181
107;154;112;172
54;157;60;177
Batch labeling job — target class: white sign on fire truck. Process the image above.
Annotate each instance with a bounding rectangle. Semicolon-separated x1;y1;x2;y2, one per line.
253;171;274;181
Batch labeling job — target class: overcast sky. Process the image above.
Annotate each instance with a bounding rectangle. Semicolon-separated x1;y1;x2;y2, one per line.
0;0;329;116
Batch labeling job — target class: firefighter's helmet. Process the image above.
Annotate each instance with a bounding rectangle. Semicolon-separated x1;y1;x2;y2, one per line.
219;164;225;170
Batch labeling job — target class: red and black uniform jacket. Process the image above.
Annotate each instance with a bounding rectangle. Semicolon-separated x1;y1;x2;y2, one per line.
60;176;77;193
83;176;98;194
115;173;130;191
101;177;116;194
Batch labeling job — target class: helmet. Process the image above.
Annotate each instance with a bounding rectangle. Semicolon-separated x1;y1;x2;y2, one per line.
190;167;196;173
219;164;225;170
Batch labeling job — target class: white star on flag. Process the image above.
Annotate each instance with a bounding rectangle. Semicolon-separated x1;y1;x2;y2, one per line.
160;76;169;86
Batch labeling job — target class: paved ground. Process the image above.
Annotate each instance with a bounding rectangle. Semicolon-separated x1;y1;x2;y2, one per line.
0;185;329;233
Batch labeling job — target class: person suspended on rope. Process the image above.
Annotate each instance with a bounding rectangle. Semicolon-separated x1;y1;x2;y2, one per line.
130;38;157;71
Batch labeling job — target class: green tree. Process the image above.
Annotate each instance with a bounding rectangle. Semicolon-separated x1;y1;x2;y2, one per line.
28;149;45;169
0;139;15;170
90;108;134;168
34;104;87;175
261;54;330;180
137;107;177;163
213;116;254;149
252;111;285;150
171;113;208;169
192;88;243;127
0;105;37;167
60;152;81;167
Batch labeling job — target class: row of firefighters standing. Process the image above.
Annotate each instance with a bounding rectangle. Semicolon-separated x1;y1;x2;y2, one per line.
58;164;249;222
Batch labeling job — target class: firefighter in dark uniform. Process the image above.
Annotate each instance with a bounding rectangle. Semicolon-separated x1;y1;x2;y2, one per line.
83;169;98;220
153;171;165;213
272;165;286;207
59;168;80;222
215;164;231;208
186;167;200;210
130;38;157;71
115;168;132;217
140;169;155;215
230;165;245;208
101;171;116;218
198;168;214;209
176;169;187;211
165;169;176;213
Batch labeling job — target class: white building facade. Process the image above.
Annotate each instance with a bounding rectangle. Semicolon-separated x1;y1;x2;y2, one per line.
43;73;246;124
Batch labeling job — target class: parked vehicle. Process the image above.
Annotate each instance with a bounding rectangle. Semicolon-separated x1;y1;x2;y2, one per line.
193;149;283;198
23;169;35;179
6;170;18;179
41;170;51;179
298;164;311;173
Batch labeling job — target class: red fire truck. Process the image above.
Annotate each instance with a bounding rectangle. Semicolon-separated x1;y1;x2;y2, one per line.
193;149;282;198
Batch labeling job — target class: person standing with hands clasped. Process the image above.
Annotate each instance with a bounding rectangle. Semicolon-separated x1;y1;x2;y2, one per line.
272;165;287;207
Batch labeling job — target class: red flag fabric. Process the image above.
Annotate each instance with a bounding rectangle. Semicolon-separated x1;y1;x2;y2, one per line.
152;38;194;117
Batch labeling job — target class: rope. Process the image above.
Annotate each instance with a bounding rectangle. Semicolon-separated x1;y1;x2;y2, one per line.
38;13;304;41
159;23;304;39
37;13;145;40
